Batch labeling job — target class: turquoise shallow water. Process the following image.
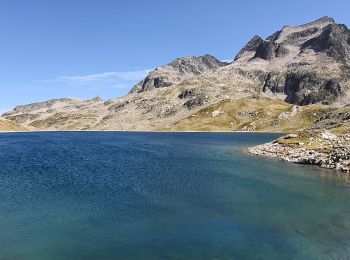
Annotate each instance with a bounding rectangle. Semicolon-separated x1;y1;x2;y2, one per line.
0;132;350;259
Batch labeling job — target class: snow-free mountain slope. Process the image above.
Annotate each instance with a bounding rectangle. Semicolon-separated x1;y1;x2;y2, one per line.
3;16;350;132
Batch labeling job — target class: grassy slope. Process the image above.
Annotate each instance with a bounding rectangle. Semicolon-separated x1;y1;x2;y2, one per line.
161;97;331;132
28;112;98;130
274;105;350;153
2;97;341;134
0;117;27;132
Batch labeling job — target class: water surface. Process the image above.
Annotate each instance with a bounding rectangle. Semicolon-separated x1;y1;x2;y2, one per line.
0;132;350;259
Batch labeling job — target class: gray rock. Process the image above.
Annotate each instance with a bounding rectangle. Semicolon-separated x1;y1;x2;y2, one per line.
253;41;289;60
234;35;264;61
301;23;350;63
178;89;196;99
130;55;228;93
183;93;208;109
262;72;343;105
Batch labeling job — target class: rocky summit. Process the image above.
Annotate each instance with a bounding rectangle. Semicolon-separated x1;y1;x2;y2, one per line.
129;55;228;93
234;16;350;105
2;16;350;172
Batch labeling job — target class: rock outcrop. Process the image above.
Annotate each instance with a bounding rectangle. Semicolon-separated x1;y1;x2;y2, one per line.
253;41;289;60
249;105;350;173
249;132;350;173
234;35;263;61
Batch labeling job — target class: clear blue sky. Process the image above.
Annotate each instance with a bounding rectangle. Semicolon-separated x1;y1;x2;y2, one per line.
1;0;349;112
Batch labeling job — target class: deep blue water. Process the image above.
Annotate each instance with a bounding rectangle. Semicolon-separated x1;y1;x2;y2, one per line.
1;132;350;259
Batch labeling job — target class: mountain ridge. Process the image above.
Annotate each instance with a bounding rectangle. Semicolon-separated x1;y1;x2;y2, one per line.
2;16;350;134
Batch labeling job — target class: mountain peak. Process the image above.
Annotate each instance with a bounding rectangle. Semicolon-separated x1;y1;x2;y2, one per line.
129;55;228;93
233;16;348;63
234;35;263;61
309;16;335;25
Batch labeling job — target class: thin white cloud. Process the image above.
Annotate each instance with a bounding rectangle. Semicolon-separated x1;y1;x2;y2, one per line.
58;69;151;82
37;69;151;90
112;83;131;89
221;58;233;63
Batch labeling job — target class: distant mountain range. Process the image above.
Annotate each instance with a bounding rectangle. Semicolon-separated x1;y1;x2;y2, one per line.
2;16;350;133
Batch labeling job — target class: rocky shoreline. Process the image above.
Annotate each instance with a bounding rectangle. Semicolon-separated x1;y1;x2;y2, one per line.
249;132;350;173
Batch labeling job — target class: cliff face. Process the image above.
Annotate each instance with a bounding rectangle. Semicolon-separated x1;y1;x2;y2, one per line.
3;16;350;132
234;35;264;61
233;16;350;105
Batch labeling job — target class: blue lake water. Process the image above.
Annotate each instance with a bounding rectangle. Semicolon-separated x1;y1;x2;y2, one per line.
1;132;350;259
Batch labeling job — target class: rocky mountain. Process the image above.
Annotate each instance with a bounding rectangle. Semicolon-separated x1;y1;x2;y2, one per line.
233;16;350;105
130;54;228;93
3;16;350;135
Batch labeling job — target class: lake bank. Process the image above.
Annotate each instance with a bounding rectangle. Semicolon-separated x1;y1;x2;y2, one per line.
249;121;350;174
